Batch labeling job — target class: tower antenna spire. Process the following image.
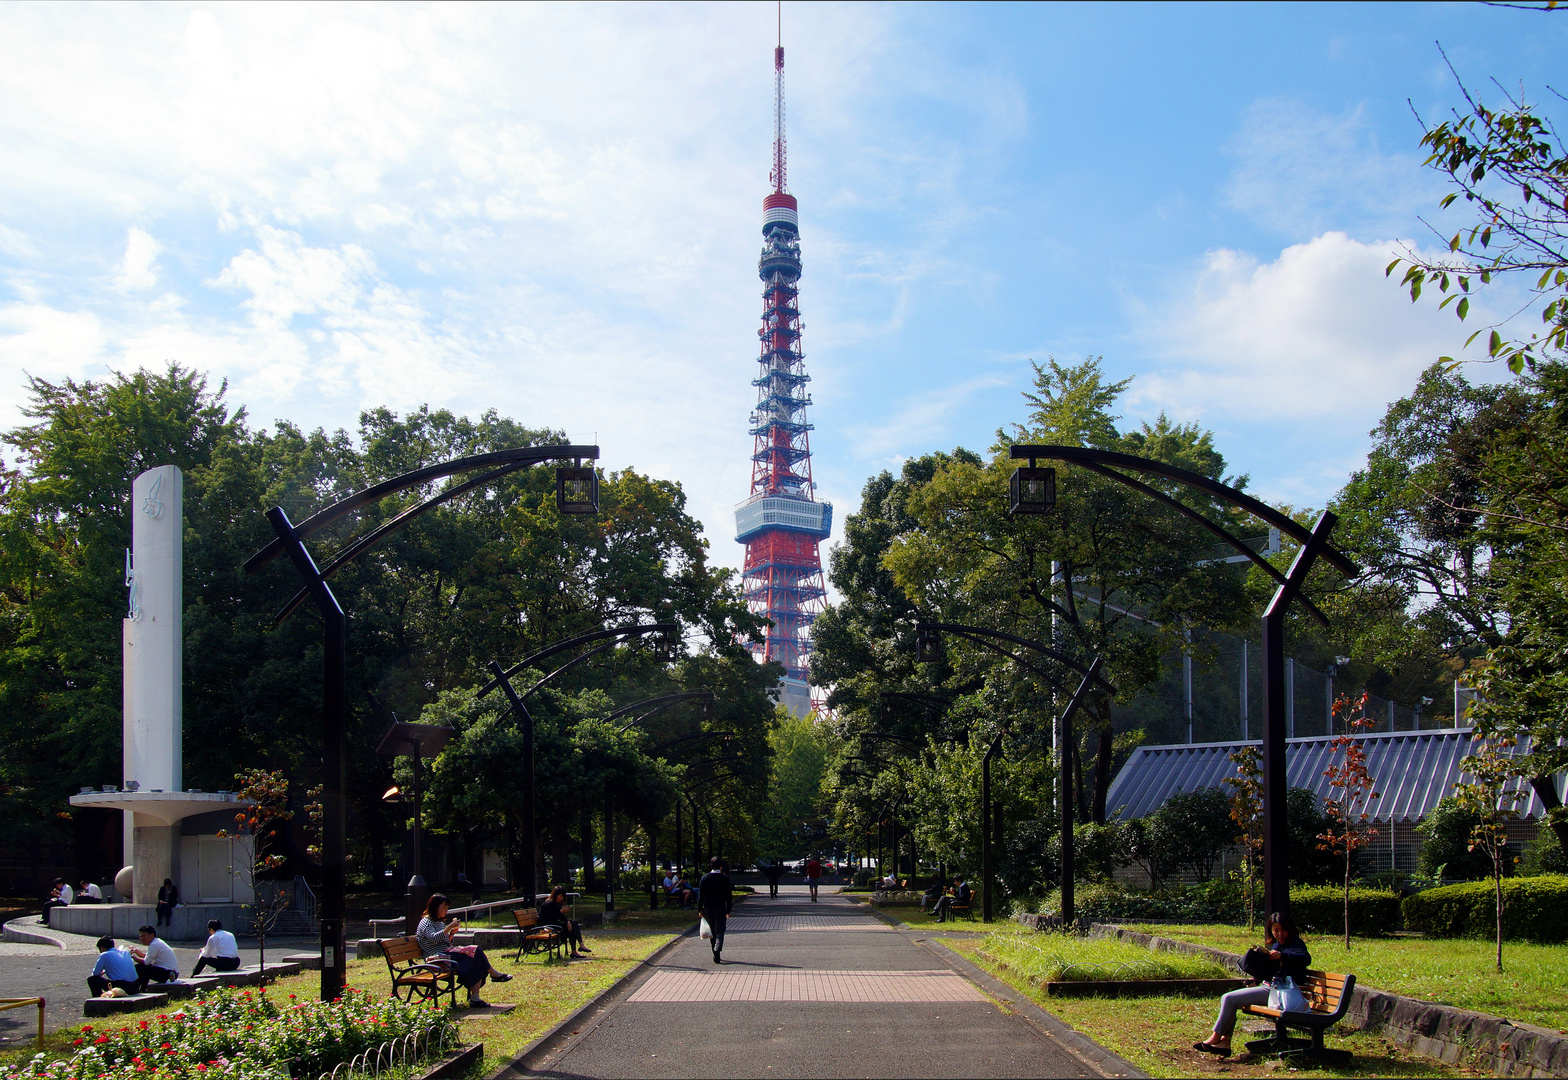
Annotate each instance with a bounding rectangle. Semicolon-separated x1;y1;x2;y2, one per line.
772;1;786;194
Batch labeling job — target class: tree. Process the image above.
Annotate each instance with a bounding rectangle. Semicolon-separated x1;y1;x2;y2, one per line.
1317;695;1383;949
216;769;292;971
1450;737;1529;972
1224;744;1265;929
1415;797;1495;882
757;711;827;859
1387;57;1567;374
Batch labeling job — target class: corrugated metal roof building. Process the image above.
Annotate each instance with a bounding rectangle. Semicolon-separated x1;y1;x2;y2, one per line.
1104;728;1560;875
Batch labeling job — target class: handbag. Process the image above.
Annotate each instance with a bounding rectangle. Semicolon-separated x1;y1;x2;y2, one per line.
1240;946;1275;983
699;916;713;940
1268;975;1307;1013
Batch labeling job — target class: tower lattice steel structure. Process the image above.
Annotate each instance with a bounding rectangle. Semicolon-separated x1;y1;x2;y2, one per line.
735;30;830;719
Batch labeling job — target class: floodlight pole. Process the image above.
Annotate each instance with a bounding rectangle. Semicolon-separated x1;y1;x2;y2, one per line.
1008;444;1356;918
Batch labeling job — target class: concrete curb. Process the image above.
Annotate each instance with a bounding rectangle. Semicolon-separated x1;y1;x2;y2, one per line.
3;916;66;949
918;938;1149;1080
486;926;697;1079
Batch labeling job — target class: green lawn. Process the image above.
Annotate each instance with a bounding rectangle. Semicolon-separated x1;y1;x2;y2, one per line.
980;925;1231;982
1124;923;1568;1032
947;935;1478;1079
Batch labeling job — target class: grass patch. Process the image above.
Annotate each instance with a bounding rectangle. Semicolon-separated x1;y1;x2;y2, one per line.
981;925;1230;983
3;921;687;1076
1124;924;1568;1032
948;936;1475;1079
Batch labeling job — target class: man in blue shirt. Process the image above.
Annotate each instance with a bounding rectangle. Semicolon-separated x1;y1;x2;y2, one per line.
88;936;139;997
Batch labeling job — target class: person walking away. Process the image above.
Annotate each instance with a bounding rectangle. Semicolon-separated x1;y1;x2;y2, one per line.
932;875;971;922
763;860;781;899
190;919;242;976
88;937;139;998
697;857;734;964
1193;913;1311;1058
539;886;592;958
416;893;512;1007
805;855;822;902
130;925;179;992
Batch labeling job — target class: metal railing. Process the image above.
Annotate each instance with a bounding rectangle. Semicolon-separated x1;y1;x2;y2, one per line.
367;892;578;936
315;1019;452;1080
0;998;44;1046
296;875;318;922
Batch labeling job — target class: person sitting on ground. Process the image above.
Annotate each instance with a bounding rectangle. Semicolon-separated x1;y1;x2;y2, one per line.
155;878;178;928
416;893;512;1008
539;885;591;958
78;879;103;904
1193;912;1311;1059
130;925;179;992
43;878;72;916
88;936;139;998
931;875;972;922
190;919;242;976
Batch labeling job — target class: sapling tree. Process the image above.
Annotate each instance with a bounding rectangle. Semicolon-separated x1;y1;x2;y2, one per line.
1317;694;1382;949
1451;736;1527;973
217;768;294;971
1224;744;1265;930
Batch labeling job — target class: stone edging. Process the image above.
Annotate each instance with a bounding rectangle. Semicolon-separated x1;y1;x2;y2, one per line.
1081;922;1568;1078
3;916;66;948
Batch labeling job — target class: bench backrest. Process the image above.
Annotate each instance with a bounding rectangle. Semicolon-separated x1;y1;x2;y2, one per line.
1299;971;1354;1017
512;909;538;929
380;936;424;968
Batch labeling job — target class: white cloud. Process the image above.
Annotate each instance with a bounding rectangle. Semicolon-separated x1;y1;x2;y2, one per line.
1224;100;1441;241
114;227;162;291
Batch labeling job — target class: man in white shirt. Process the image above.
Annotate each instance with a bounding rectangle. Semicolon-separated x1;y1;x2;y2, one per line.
131;925;179;991
190;919;242;977
79;880;103;904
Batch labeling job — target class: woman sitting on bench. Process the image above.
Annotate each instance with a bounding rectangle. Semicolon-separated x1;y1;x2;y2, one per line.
416;893;512;1008
1193;912;1310;1060
539;886;591;958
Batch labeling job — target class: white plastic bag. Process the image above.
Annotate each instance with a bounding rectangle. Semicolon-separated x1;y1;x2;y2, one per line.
699;916;712;940
1268;975;1307;1013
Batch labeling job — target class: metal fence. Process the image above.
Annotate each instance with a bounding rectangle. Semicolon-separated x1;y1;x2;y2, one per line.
315;1019;453;1080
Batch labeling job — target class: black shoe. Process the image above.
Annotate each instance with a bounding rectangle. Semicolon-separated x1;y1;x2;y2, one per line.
492;973;513;982
1193;1043;1231;1059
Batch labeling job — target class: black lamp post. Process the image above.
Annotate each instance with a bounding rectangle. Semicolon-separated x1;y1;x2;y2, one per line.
1007;443;1358;917
479;622;679;902
375;721;453;933
246;443;600;1002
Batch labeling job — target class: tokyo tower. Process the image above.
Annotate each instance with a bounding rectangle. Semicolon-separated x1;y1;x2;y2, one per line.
734;19;830;719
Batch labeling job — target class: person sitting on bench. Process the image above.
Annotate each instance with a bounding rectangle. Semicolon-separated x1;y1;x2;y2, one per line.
87;936;139;998
1193;912;1311;1059
130;925;179;991
190;919;242;976
931;876;971;922
539;885;591;958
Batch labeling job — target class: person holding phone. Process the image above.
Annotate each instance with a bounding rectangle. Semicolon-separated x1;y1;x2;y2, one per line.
416;893;512;1008
1193;912;1311;1059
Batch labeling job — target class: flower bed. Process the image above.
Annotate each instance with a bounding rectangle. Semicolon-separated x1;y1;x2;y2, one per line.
4;987;458;1080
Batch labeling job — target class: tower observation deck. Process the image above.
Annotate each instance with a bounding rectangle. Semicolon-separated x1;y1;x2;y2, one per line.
735;33;830;719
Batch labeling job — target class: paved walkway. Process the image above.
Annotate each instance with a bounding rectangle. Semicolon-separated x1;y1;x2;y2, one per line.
512;886;1128;1079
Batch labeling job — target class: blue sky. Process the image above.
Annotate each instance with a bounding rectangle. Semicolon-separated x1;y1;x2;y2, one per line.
0;2;1562;578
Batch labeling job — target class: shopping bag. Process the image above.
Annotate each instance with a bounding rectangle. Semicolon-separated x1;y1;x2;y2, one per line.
699;916;713;940
1268;975;1307;1013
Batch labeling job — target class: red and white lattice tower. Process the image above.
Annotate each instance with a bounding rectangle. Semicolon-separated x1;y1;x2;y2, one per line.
734;27;830;719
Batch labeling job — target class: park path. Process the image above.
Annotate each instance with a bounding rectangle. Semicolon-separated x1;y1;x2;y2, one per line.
509;886;1120;1080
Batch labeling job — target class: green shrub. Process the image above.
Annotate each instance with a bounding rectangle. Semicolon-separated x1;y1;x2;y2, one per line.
1401;874;1568;942
1415;796;1500;881
1520;825;1567;876
1288;885;1402;936
1040;880;1249;923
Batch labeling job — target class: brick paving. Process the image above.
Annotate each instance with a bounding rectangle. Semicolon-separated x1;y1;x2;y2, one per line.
723;914;892;932
627;968;986;1003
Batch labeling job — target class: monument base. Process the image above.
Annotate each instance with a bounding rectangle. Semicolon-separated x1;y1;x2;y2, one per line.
48;903;249;942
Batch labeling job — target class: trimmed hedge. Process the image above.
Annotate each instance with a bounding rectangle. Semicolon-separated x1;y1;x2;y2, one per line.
1401;874;1568;942
1288;885;1402;936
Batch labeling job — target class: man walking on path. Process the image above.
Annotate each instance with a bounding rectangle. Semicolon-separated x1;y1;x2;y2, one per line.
697;857;733;964
763;860;781;899
804;855;822;902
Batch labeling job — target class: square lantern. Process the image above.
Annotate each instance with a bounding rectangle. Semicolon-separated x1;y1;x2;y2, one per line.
915;622;944;664
1009;466;1057;515
652;630;681;664
555;466;600;515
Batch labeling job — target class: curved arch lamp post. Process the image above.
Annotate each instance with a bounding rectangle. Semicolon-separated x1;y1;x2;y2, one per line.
246;442;599;1001
477;622;680;901
1008;443;1360;918
914;621;1110;925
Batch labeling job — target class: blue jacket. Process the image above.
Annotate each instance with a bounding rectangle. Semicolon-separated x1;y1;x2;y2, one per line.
92;948;137;983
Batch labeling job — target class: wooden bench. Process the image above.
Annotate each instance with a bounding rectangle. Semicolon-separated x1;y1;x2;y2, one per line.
511;909;566;961
379;936;458;1009
1241;969;1357;1061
